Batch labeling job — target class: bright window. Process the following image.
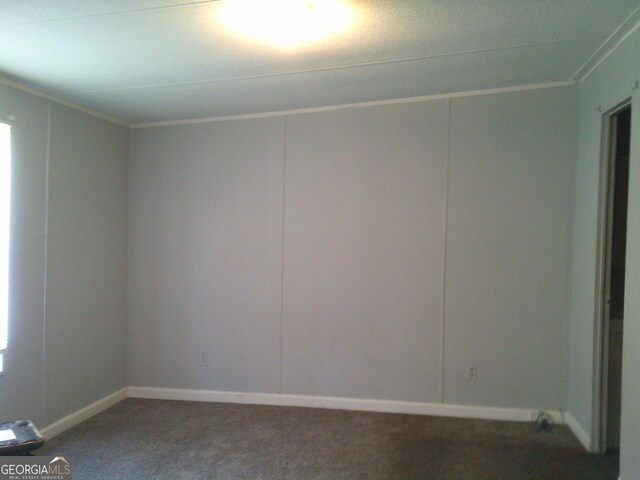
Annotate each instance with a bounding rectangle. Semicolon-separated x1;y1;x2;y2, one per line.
0;122;11;373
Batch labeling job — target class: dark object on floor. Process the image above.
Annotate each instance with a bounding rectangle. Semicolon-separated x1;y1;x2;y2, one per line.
0;420;45;456
534;411;553;433
41;398;619;480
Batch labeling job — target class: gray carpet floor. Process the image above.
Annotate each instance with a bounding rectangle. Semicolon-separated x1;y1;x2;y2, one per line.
39;398;618;480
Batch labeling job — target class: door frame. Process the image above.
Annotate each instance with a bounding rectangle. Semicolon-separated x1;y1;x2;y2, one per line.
592;99;631;454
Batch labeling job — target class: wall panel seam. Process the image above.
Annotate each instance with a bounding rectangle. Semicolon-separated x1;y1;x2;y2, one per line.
278;117;287;394
439;98;452;404
41;101;52;424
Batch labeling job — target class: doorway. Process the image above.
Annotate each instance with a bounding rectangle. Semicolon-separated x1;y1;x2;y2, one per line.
597;104;631;467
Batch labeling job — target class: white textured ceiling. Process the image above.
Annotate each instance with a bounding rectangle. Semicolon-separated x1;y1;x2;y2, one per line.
1;0;639;124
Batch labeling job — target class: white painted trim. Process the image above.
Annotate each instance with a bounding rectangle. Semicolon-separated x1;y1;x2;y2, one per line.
33;386;581;449
1;73;575;130
572;6;640;82
590;99;633;455
565;412;593;452
130;81;575;129
128;386;564;424
40;388;128;440
0;75;130;128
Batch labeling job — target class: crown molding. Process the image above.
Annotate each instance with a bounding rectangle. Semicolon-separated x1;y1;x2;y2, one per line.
130;81;575;128
572;5;640;82
0;75;130;128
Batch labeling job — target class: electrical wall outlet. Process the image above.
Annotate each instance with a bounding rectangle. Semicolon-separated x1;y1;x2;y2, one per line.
198;352;210;367
467;365;478;381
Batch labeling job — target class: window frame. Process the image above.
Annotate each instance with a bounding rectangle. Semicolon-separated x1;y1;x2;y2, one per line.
0;121;12;374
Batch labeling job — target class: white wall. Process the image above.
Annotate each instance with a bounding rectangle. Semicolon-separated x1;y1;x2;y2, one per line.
568;29;640;478
445;88;576;409
128;119;285;392
0;84;129;427
44;103;129;424
130;85;576;411
281;102;448;401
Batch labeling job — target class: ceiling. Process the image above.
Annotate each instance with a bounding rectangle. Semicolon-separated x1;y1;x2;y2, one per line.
1;0;639;125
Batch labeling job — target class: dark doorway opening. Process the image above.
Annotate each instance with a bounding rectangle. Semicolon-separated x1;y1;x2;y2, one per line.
601;105;631;471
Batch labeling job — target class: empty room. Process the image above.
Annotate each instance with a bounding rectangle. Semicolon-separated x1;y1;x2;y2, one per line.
0;1;639;479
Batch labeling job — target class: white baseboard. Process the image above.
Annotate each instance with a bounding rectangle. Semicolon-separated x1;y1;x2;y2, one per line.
40;387;128;440
36;386;575;442
565;412;592;451
127;386;563;424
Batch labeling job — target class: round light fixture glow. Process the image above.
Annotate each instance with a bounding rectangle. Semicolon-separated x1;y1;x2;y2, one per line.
219;0;353;49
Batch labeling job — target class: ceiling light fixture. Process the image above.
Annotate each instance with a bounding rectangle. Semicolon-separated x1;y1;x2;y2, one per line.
219;0;353;49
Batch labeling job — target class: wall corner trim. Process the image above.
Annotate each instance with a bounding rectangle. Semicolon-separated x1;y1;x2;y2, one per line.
127;386;563;424
40;387;128;440
565;412;592;452
0;75;130;128
572;5;640;82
